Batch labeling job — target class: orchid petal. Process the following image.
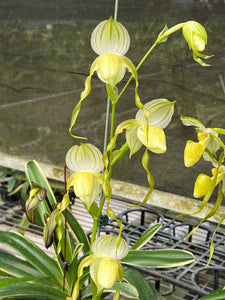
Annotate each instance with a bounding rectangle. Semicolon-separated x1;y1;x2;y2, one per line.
72;254;103;300
69;60;99;139
120;55;145;111
129;149;155;207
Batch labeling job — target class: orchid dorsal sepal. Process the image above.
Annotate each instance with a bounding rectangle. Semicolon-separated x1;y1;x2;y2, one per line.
180;115;205;129
91;16;130;56
136;99;175;129
128;149;155;208
69;73;93;139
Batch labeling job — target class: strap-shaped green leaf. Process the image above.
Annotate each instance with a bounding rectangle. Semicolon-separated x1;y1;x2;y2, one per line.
123;268;165;300
0;231;63;287
132;223;162;250
121;249;195;268
67;209;90;253
0;251;43;278
0;281;67;300
198;287;225;300
0;276;45;288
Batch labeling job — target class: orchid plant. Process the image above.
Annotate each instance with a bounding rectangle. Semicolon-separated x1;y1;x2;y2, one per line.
1;16;225;300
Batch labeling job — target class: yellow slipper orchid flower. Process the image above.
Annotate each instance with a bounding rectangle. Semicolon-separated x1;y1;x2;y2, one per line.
65;143;104;210
124;98;175;157
181;115;221;168
72;235;129;300
69;17;143;139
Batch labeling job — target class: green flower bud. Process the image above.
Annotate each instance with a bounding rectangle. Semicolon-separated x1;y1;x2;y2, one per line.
182;21;213;66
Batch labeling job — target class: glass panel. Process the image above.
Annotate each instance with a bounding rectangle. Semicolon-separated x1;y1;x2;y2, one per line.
0;0;224;198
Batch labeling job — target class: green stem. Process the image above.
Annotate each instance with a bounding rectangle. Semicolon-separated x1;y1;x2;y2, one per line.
91;103;117;246
115;41;158;103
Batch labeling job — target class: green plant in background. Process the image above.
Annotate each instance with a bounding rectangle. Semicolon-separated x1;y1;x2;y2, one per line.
1;12;225;300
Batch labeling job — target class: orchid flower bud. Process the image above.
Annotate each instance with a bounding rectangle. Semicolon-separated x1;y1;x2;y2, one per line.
182;21;212;66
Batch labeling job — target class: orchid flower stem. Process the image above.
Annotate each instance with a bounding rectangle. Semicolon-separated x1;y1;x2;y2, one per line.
116;41;158;103
63;165;67;291
91;103;117;247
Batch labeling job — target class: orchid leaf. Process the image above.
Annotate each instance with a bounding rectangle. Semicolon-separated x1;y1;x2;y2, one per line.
67;243;84;295
132;223;162;250
0;276;45;288
0;280;67;300
198;287;225;300
0;231;63;287
129;149;154;207
123;268;165;300
67;209;90;254
121;249;195;268
0;251;43;278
